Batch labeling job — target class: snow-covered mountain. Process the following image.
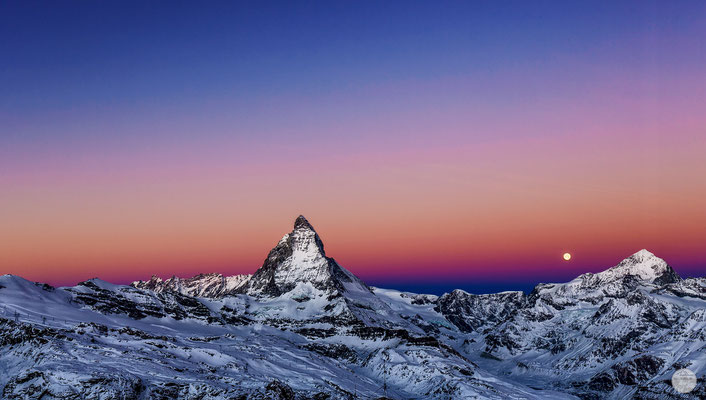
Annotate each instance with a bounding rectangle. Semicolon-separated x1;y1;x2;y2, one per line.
463;249;705;399
243;215;370;297
0;216;703;399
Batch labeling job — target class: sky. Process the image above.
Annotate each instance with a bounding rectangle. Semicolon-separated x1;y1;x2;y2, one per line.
1;1;705;294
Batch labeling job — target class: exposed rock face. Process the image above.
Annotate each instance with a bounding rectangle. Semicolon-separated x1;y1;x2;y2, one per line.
436;290;525;333
70;279;214;321
132;272;251;298
659;277;706;300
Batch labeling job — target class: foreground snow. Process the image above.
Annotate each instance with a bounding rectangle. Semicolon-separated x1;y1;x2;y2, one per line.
0;274;568;399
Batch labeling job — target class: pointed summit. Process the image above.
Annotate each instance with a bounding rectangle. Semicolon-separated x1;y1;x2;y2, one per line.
632;249;655;258
294;215;314;230
241;216;368;297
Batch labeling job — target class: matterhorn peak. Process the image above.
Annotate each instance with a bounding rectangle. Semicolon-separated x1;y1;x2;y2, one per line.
242;215;368;297
287;214;326;256
294;215;315;230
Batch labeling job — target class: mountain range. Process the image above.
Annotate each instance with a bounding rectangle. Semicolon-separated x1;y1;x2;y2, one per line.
0;216;703;399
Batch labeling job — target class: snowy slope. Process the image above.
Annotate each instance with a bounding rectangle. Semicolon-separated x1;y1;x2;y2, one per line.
0;215;704;399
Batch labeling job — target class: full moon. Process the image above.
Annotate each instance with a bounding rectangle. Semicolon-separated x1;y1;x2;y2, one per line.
563;252;572;261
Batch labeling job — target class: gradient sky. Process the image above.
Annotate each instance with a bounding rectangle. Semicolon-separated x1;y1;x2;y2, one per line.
1;1;705;294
